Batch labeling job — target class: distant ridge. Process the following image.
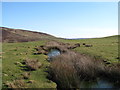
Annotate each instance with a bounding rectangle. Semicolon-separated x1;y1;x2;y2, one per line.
65;35;119;40
0;27;56;43
65;38;90;40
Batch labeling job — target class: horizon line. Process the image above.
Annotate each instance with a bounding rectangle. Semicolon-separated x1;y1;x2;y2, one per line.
1;26;118;39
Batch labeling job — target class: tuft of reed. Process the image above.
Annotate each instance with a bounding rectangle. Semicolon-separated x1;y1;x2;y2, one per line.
49;54;80;88
49;52;100;88
48;51;120;88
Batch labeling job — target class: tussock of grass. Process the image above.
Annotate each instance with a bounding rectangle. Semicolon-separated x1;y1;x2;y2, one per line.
48;50;120;88
22;72;30;79
23;59;42;71
48;51;106;88
48;54;80;88
103;63;120;82
5;79;26;88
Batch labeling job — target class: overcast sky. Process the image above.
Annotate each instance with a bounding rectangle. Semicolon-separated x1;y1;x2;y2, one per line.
2;2;118;38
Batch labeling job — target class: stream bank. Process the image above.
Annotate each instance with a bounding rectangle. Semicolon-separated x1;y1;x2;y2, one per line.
34;41;120;88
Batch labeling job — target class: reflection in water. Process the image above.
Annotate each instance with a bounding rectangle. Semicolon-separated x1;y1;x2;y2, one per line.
48;49;61;61
80;79;114;88
94;79;113;88
47;49;117;88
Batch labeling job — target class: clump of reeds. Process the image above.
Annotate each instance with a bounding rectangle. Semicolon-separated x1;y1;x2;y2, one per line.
45;41;120;88
48;51;106;88
49;54;80;88
102;63;120;82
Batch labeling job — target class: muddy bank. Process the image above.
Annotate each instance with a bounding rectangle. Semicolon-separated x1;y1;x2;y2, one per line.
34;41;120;88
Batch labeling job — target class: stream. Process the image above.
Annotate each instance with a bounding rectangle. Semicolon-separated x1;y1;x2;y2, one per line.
48;49;61;61
47;49;119;88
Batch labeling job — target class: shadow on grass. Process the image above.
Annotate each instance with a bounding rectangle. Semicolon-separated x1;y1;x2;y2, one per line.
20;65;31;71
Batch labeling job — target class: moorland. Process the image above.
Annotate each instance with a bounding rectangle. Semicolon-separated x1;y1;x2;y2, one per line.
1;27;120;88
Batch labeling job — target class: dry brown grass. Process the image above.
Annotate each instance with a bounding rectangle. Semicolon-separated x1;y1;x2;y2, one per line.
49;52;99;88
48;49;109;88
48;50;120;88
2;27;56;43
103;63;120;82
22;72;30;79
23;59;42;71
5;80;26;89
49;54;80;88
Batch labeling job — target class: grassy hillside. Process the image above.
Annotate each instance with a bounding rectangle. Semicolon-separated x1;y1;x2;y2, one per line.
2;35;119;88
0;43;2;89
58;35;119;64
1;27;56;43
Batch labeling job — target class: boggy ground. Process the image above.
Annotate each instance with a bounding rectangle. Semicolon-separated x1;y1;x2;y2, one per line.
2;40;57;88
35;41;120;88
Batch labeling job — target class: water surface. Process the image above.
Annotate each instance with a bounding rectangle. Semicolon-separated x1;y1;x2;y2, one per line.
48;49;61;61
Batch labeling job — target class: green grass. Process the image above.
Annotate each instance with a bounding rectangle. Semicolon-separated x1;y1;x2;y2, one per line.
2;40;56;88
58;35;119;63
2;35;119;88
0;43;2;89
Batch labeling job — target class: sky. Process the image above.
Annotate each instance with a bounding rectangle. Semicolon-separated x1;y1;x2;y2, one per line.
2;2;118;38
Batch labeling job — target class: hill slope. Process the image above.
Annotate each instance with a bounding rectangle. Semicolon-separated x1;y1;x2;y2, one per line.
0;27;56;43
58;35;119;63
2;35;119;88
